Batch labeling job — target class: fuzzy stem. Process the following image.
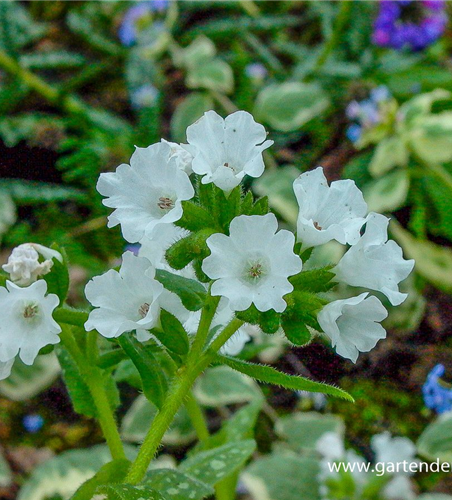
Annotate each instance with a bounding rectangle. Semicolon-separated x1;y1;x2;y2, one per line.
59;326;126;460
126;316;244;484
185;390;210;442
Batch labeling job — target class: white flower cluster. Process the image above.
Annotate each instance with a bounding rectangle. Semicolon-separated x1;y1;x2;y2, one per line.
0;244;62;379
85;109;413;362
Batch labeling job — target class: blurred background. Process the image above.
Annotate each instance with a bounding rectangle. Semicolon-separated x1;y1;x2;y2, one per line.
1;1;452;499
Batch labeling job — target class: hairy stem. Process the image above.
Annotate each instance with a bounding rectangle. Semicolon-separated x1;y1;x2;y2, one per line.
185;390;210;442
59;326;126;461
126;316;244;484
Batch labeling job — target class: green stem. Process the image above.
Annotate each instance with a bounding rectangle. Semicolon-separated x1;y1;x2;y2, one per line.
185;391;210;442
311;0;352;74
59;326;126;461
126;316;244;484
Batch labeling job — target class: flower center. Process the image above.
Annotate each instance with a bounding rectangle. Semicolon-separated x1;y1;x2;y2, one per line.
157;197;174;211
313;221;323;230
242;256;269;284
138;302;150;318
23;303;39;320
223;162;236;173
248;263;263;279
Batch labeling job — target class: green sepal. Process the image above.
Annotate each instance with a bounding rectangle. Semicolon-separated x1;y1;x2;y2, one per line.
192;258;210;283
158;309;190;357
240;190;254;215
155;269;207;311
117;335;167;409
70;459;131;500
259;309;281;334
165;228;216;270
289;267;335;293
176;200;217;232
218;185;242;231
235;304;260;325
249;196;269;216
281;318;312;346
43;244;69;303
215;354;354;402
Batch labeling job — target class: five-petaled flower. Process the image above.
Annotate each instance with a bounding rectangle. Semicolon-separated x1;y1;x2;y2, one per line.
318;292;388;363
333;213;414;306
294;167;368;249
202;214;302;313
186;110;273;191
0;280;61;365
97;141;194;243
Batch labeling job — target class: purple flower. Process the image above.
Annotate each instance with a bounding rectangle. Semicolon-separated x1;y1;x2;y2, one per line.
118;1;168;47
423;364;452;414
346;124;362;143
372;1;447;52
130;84;159;109
245;63;268;82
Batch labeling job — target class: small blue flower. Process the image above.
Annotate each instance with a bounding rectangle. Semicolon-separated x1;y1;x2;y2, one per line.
346;124;362;144
119;2;167;47
23;414;44;433
423;364;452;414
370;85;391;103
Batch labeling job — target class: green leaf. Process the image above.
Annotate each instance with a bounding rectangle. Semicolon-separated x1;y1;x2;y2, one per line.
155;269;207;311
144;469;214;500
117;335;167;409
57;346;119;418
289;268;335;293
193;366;263;407
363;169;410;213
0;353;60;401
17;445;125;500
417;413;452;464
390;220;452;294
179;35;216;69
170;92;214;143
409;112;452;164
275;412;344;453
216;355;354;402
71;459;131;500
0;452;12;488
242;454;321;500
369;136;408;177
21;50;86;69
94;484;167;500
158;309;190;357
180;440;256;486
43;244;70;303
254;82;329;132
176;200;217;232
187;58;234;94
253;166;299;225
121;395;196;446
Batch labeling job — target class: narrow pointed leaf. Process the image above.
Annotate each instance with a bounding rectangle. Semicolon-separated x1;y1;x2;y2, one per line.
215;355;353;402
158;309;190;356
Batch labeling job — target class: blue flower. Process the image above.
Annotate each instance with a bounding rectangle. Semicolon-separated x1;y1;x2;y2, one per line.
23;414;44;433
245;63;268;82
346;124;362;144
119;1;167;47
130;84;159;109
423;364;452;414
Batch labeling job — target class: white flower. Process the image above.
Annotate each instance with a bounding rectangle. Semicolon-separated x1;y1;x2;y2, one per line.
0;280;61;365
293;167;367;249
161;139;194;175
0;359;14;381
97;141;195;243
139;224;191;274
85;252;188;341
333;213;415;306
383;475;416;500
186;110;273;191
202;214;302;313
3;243;62;287
371;432;417;474
318;293;388;363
